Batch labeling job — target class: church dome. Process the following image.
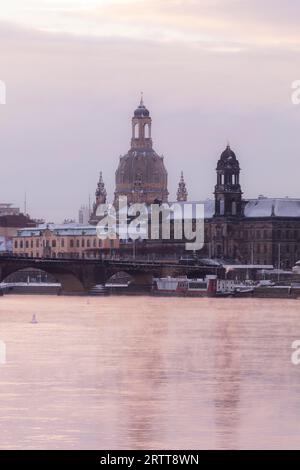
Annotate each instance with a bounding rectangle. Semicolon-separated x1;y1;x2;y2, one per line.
134;103;150;118
220;144;237;161
134;93;150;117
217;144;240;170
115;149;168;202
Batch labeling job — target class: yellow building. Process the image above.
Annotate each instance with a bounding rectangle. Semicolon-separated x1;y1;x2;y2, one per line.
13;224;119;259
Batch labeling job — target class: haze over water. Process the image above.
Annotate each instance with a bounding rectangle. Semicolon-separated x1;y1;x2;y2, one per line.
0;295;300;450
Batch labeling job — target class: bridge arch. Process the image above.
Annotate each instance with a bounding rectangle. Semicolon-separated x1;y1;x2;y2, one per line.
0;265;85;294
105;270;153;290
106;271;133;286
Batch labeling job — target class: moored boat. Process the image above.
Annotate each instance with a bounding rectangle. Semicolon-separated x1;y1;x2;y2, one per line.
152;275;235;297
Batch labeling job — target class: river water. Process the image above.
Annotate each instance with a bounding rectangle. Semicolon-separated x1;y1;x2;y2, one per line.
0;295;300;450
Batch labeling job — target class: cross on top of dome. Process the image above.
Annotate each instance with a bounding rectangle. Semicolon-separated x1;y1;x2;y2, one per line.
134;92;150;117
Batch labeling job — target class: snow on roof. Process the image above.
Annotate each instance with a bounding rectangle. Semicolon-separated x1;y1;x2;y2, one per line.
244;198;300;218
224;264;274;270
165;200;214;220
15;196;300;238
17;223;98;237
170;198;300;219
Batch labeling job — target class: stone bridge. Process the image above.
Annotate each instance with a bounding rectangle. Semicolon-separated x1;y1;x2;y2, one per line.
0;257;223;293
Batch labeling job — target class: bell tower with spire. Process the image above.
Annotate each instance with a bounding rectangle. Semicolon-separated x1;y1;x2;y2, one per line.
214;144;243;217
95;171;107;206
131;93;152;150
177;171;188;202
89;171;107;224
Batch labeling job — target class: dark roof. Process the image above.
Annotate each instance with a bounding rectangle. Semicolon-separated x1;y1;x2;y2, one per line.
0;214;37;228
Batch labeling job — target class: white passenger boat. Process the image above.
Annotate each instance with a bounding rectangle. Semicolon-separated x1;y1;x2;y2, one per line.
152;275;244;297
152;275;219;297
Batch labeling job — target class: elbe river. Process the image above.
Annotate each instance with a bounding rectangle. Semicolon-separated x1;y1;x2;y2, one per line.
0;295;300;450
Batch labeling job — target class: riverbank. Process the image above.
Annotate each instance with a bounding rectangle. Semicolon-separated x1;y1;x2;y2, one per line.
1;282;300;298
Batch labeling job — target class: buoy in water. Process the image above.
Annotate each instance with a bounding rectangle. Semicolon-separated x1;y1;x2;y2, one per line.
30;314;38;324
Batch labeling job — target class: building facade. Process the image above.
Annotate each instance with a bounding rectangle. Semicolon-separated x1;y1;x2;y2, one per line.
76;100;300;268
13;224;119;259
0;203;37;255
114;142;300;268
204;145;300;269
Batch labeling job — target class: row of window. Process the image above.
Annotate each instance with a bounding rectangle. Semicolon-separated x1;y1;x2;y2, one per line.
244;229;300;240
17;252;115;259
253;244;298;254
210;229;300;240
14;238;109;249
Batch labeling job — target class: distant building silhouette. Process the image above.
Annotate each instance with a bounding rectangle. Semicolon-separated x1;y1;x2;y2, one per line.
177;171;188;202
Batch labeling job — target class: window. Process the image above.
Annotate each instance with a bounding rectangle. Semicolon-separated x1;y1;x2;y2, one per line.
36;240;39;248
52;240;56;248
25;241;29;248
20;240;23;248
82;239;85;248
87;239;90;248
14;240;18;248
70;239;74;248
31;240;33;248
220;199;225;216
61;238;65;248
93;239;96;247
144;123;151;138
76;239;80;248
232;201;237;215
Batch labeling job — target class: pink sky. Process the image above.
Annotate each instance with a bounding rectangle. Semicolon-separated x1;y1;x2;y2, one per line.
0;0;299;221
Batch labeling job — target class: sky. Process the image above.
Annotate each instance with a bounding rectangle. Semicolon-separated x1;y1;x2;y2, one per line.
0;0;299;222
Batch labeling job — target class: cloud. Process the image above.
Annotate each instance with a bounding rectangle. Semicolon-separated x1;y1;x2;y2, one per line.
0;0;300;51
0;4;299;221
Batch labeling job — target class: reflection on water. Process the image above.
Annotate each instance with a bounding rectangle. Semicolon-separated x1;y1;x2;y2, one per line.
0;295;300;449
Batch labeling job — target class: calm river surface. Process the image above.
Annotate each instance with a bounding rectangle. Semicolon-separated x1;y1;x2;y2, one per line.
0;295;300;450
